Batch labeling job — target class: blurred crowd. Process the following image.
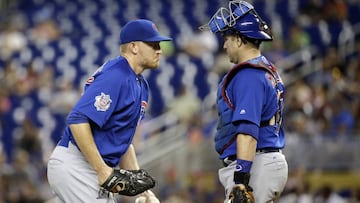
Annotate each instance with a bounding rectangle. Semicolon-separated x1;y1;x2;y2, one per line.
0;0;360;202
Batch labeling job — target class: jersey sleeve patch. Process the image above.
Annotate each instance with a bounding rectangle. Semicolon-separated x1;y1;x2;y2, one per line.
94;92;112;111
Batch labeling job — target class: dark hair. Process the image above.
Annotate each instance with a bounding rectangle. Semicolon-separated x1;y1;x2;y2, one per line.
222;28;262;48
240;35;261;48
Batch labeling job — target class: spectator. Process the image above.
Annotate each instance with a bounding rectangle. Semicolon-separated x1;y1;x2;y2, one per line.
0;15;27;60
314;184;347;203
285;23;310;53
166;85;201;126
328;93;355;137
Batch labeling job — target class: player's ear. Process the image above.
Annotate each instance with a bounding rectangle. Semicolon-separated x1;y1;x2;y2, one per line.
125;42;138;54
236;35;242;47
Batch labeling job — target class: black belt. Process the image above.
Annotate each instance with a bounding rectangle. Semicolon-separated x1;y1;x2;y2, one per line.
222;148;280;167
256;148;280;153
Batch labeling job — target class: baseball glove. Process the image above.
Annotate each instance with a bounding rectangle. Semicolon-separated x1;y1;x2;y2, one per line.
229;184;255;203
100;169;156;196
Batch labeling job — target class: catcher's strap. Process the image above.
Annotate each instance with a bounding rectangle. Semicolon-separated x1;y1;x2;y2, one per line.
100;169;156;196
229;184;255;203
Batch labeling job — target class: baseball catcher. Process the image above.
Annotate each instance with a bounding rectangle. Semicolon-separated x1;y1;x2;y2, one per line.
100;168;156;196
199;0;288;202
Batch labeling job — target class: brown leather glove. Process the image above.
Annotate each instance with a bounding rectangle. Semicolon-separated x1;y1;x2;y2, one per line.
229;183;255;203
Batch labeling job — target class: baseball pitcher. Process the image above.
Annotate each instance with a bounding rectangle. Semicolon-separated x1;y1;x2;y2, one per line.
47;19;172;203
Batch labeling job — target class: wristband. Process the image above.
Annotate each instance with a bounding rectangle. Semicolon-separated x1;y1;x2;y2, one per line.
235;159;252;173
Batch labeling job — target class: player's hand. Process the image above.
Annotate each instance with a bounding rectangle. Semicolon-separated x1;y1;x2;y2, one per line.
98;166;121;192
135;190;160;203
97;166;112;185
229;184;254;203
100;168;155;196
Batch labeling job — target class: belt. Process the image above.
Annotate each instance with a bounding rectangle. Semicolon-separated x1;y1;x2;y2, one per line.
256;148;280;153
222;148;280;167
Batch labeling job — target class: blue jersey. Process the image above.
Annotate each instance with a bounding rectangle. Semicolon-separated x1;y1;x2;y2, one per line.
58;56;149;167
215;56;285;159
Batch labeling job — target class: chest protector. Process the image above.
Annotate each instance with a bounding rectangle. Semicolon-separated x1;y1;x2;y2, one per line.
214;58;283;155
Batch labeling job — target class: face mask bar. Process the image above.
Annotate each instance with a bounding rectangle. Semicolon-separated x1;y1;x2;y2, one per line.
199;1;254;33
199;0;271;40
199;7;231;33
228;0;254;27
229;0;270;34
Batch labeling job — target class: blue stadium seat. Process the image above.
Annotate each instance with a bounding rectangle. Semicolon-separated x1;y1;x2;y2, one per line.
2;0;359;152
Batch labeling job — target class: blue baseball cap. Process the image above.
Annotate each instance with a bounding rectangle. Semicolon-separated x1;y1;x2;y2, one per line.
119;19;172;45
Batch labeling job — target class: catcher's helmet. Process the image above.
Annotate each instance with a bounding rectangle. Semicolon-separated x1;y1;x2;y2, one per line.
199;0;272;41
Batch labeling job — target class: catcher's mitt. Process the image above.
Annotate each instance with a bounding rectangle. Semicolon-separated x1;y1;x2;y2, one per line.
100;169;156;196
229;184;255;203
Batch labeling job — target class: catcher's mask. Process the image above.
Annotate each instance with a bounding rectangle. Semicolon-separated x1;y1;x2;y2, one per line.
199;0;272;41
